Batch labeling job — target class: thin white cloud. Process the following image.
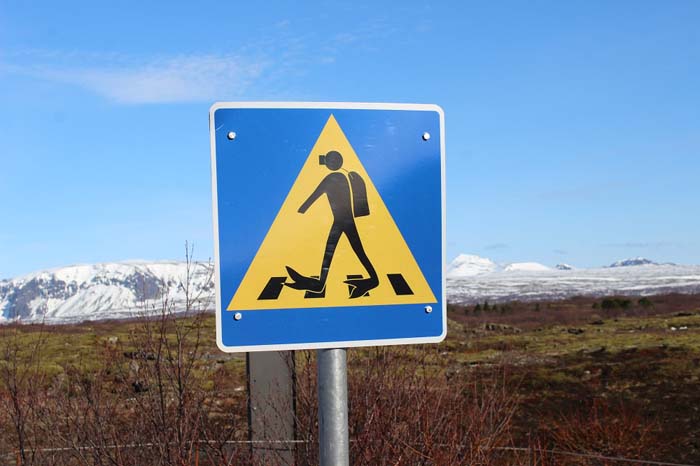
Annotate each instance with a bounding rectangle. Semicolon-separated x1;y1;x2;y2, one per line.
275;19;291;28
4;52;269;104
1;15;396;105
46;54;267;104
484;243;510;251
602;241;678;249
332;32;357;45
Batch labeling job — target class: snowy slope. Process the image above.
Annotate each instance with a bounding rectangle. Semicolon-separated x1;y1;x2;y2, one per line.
0;261;213;323
448;255;700;304
3;256;700;324
447;255;550;277
503;262;551;273
447;254;498;277
608;257;657;267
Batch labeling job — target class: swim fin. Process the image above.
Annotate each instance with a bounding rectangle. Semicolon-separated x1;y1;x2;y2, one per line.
284;266;325;293
343;276;379;298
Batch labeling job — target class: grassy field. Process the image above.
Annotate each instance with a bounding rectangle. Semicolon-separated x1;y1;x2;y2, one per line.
1;293;699;465
447;294;700;464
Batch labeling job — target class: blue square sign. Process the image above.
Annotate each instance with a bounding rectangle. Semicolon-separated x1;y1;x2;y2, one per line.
210;102;445;352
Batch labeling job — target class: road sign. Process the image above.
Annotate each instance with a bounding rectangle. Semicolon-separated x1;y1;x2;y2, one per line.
210;102;445;352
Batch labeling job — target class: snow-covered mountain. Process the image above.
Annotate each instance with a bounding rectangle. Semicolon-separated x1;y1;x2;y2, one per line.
447;255;550;277
0;261;213;324
608;257;657;268
448;254;700;304
446;254;499;277
4;255;700;324
503;262;551;273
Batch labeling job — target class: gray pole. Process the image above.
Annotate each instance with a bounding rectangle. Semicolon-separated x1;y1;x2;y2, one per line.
317;348;349;466
247;351;296;465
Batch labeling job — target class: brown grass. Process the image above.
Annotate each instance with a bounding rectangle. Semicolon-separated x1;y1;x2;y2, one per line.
2;291;698;464
295;348;517;465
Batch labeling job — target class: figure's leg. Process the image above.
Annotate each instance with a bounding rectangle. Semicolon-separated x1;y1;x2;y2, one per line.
285;223;343;293
343;223;379;298
344;223;378;285
318;223;343;287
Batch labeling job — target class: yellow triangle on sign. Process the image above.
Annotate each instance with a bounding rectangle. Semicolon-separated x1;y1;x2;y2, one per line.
227;115;437;311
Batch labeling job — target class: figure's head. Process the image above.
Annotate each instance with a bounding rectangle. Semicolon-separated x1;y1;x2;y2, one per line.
319;150;343;171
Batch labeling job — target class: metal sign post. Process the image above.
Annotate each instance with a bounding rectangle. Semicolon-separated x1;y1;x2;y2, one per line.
247;351;296;465
317;348;349;466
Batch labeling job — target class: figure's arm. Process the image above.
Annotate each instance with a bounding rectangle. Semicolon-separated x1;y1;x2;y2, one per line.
298;180;327;213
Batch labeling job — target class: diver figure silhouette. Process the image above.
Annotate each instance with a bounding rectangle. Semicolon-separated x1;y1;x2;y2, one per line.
285;150;379;298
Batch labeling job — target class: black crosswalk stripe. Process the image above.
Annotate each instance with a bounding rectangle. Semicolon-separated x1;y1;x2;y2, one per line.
387;273;414;295
257;276;287;300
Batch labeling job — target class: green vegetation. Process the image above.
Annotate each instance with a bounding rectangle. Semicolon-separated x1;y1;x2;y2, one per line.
600;297;632;310
638;296;654;308
1;293;700;464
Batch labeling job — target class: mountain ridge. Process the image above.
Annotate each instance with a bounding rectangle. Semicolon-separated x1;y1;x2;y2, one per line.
0;261;213;323
3;256;700;323
607;257;658;268
448;255;672;278
447;254;700;305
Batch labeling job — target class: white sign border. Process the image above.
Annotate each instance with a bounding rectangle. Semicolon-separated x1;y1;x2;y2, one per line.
210;102;446;352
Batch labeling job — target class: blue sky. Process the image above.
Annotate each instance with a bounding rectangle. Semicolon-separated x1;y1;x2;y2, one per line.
1;1;699;278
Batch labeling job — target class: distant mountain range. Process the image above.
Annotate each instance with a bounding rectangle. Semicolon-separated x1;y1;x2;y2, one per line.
2;256;700;323
0;262;213;324
447;254;700;304
607;257;670;268
446;254;672;278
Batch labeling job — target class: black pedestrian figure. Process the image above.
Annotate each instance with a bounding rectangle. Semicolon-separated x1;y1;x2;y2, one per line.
285;150;379;298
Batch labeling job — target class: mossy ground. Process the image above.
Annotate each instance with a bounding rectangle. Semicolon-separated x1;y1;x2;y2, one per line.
2;293;700;463
446;295;700;463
